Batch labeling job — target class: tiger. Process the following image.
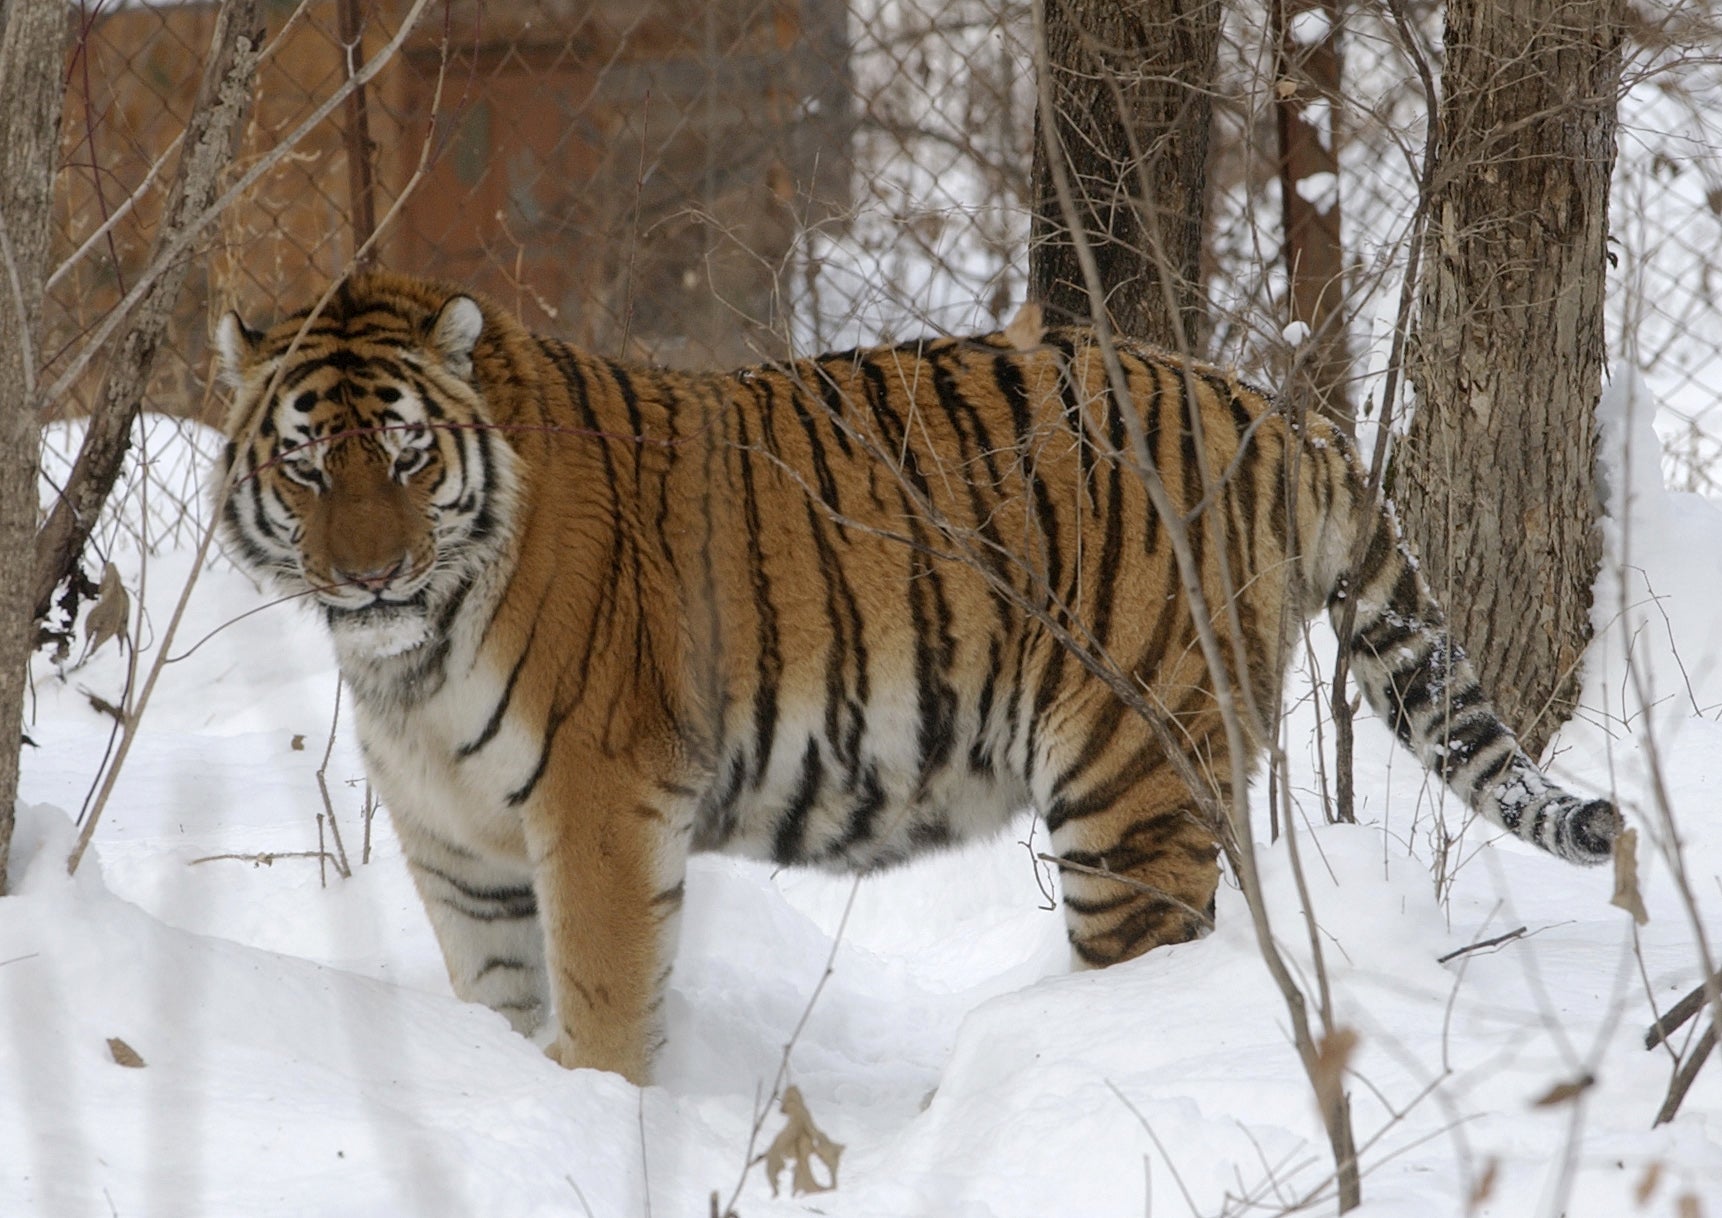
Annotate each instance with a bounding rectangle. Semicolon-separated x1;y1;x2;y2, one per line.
213;271;1619;1084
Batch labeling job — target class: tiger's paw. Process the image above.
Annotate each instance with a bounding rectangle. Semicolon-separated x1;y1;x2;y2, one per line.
544;1033;581;1071
543;1031;650;1084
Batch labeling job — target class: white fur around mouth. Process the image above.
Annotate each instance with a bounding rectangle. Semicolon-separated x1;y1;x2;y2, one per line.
328;605;432;658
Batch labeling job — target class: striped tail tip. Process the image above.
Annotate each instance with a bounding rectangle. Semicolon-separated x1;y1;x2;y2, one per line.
1484;757;1620;866
1557;797;1621;866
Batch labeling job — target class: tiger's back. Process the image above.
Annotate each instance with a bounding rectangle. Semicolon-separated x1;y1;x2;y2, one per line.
215;272;1616;1083
581;330;1326;866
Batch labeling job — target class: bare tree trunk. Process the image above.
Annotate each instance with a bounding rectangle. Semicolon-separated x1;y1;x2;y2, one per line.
1272;0;1354;433
0;0;69;893
1029;0;1219;351
1398;0;1623;758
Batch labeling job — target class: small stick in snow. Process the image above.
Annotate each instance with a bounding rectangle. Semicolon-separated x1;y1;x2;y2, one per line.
313;677;352;880
1652;1020;1717;1128
1436;926;1528;965
1646;967;1722;1127
1644;968;1722;1050
188;850;336;868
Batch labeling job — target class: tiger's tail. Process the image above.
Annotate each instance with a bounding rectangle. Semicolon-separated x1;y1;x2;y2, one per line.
1323;483;1619;866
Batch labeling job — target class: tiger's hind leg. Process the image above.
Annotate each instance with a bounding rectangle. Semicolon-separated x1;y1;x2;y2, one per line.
1041;743;1224;968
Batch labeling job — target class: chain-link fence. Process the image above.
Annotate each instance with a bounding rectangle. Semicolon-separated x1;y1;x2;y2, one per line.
42;0;1722;485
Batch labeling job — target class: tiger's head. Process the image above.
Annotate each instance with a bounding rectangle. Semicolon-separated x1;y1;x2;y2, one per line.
213;276;520;663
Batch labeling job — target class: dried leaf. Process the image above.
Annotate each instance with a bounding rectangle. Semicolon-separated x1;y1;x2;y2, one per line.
84;691;125;723
1530;1073;1595;1107
1310;1026;1358;1116
1611;827;1649;926
1003;301;1044;352
291;734;306;751
83;562;131;658
1635;1161;1663;1207
107;1036;146;1068
761;1085;842;1198
1678;1193;1702;1218
1466;1157;1499;1212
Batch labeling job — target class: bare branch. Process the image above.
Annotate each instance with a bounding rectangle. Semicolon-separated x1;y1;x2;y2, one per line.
1646;969;1722;1050
1436;925;1529;965
32;0;266;629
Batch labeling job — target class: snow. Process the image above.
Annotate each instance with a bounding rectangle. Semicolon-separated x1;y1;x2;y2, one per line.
8;380;1721;1216
1289;8;1332;46
1294;171;1339;213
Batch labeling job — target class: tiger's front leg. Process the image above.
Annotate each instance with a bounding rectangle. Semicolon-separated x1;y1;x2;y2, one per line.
390;815;551;1038
523;750;689;1084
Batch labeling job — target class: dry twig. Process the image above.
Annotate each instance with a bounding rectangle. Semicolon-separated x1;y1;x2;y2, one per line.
1436;926;1529;966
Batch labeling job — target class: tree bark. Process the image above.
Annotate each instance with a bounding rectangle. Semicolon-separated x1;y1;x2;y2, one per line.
0;0;69;893
1272;0;1354;434
1397;0;1622;759
1029;0;1219;351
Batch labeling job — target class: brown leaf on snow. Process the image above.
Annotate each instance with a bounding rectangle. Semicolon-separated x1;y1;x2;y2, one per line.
1310;1026;1358;1116
1003;301;1045;352
84;690;125;723
107;1037;146;1068
761;1085;842;1197
1465;1157;1498;1212
1530;1073;1595;1107
83;562;131;659
1635;1161;1663;1206
1611;827;1649;926
290;734;306;751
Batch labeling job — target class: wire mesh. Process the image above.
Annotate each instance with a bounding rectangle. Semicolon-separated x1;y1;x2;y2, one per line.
41;0;1722;506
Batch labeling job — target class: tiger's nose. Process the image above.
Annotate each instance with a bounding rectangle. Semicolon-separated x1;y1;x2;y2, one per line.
336;557;405;593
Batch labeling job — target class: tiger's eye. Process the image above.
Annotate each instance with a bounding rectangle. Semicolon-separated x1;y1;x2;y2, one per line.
394;447;429;478
281;451;326;490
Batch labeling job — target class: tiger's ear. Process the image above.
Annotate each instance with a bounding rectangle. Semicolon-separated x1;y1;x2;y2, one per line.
428;295;484;380
213;311;262;387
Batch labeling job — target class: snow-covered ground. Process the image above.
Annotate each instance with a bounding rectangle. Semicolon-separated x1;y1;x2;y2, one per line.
5;369;1719;1217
